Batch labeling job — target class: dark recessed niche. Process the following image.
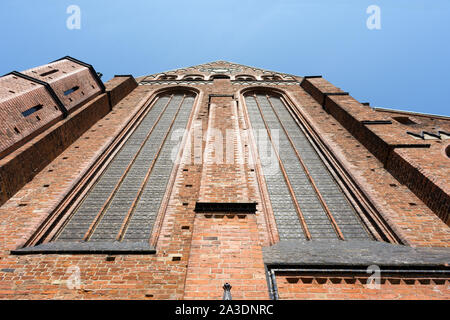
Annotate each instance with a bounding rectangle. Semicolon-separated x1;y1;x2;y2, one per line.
409;203;417;206
18;204;27;207
182;203;189;206
22;104;43;117
181;226;190;230
446;145;450;158
43;184;50;188
389;183;397;187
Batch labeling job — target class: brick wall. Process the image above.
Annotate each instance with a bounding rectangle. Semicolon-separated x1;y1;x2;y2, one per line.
276;274;449;300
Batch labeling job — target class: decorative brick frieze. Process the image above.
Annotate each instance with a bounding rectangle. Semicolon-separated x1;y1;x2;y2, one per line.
0;60;448;300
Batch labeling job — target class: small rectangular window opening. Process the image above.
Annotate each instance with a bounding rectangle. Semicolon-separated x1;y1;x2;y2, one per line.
22;104;43;117
64;86;80;96
393;117;417;125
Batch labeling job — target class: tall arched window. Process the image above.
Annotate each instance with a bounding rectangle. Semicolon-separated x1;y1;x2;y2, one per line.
18;88;198;253
158;74;178;80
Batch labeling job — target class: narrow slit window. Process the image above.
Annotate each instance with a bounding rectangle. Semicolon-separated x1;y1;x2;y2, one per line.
22;104;43;117
64;86;80;96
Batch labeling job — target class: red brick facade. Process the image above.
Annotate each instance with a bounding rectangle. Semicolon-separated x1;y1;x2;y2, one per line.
0;59;448;300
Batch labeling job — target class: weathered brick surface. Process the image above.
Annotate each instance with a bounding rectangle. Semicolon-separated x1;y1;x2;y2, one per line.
198;95;251;203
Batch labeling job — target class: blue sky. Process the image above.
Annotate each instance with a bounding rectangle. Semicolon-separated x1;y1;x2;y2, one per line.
1;0;449;115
